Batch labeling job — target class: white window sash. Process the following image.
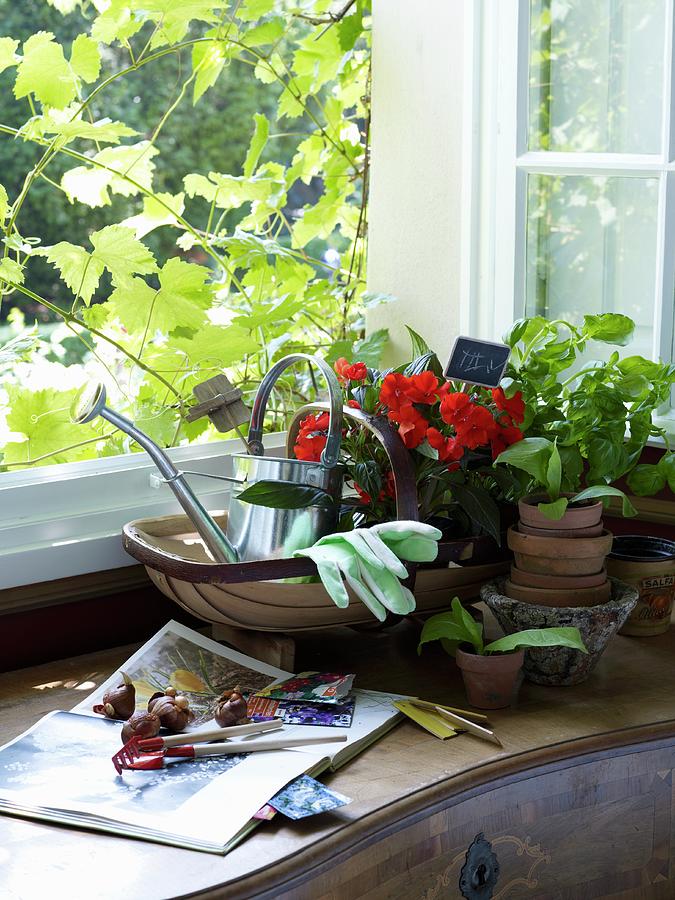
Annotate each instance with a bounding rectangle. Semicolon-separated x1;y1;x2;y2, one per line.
0;432;286;595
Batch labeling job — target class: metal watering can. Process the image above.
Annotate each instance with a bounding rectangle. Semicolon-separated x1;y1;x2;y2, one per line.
70;354;344;564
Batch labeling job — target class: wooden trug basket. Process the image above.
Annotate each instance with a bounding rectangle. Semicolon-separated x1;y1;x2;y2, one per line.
123;405;508;639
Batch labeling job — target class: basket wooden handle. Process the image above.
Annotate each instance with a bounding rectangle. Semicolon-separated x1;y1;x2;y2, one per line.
286;403;419;522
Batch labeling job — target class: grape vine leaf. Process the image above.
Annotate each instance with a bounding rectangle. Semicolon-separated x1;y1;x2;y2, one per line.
0;328;39;367
89;224;158;287
122;191;185;238
107;258;213;334
33;243;105;306
46;0;81;12
37;112;137;144
14;32;78;109
292;27;342;93
237;0;277;21
241;18;285;48
192;41;230;104
140;0;227;49
0;184;8;223
0;37;19;74
0;258;25;286
171;322;258;367
61;142;159;207
184;170;280;210
70;34;101;83
3;385;101;467
243;113;269;177
91;0;144;45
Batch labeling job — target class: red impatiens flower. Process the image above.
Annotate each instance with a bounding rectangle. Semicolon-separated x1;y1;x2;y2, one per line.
347;399;361;409
293;411;330;462
334;358;368;383
426;427;465;463
379;372;411;416
405;371;441;404
390;406;429;449
454;404;498;450
490;423;524;459
491;387;525;425
439;391;472;427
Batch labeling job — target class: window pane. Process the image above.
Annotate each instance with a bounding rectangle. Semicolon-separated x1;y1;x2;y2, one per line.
525;174;658;358
529;0;666;153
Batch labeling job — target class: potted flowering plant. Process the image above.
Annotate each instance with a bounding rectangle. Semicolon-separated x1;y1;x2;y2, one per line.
418;597;587;709
284;329;526;544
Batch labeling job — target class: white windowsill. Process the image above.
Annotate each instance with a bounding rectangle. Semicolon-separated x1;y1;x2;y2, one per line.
0;432;286;595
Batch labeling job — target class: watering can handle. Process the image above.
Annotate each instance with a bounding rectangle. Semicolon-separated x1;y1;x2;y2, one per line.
247;354;343;468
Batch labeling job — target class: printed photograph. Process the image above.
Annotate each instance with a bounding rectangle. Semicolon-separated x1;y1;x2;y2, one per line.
268;775;351;820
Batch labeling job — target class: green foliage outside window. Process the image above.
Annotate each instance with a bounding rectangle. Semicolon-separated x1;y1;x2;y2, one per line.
0;0;385;470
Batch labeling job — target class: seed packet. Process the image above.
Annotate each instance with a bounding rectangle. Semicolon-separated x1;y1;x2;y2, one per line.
255;672;355;704
252;804;277;821
268;775;351;820
247;695;355;728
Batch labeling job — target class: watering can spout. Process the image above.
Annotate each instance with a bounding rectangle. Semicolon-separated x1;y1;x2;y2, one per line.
70;383;238;564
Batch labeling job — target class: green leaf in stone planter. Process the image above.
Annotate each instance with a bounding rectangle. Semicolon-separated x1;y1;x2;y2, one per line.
236;480;336;510
484;627;587;655
658;453;675;492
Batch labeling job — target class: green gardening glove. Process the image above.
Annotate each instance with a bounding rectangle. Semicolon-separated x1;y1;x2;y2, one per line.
370;521;442;563
294;521;439;620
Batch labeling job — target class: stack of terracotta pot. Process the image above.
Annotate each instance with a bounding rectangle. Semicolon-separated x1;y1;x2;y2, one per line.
504;496;614;607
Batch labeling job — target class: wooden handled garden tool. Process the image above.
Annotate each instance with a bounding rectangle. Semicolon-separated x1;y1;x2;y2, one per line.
112;719;283;773
123;733;349;771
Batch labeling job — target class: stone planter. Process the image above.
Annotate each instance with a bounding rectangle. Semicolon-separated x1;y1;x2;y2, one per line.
503;578;611;608
480;577;638;686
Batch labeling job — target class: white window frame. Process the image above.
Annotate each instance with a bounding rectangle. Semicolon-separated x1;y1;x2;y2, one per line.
0;432;285;597
474;0;675;385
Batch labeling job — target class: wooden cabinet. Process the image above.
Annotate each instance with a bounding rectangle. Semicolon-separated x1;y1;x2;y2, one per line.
2;612;675;899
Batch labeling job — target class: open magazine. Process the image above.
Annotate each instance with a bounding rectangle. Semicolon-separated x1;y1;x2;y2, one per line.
0;621;405;853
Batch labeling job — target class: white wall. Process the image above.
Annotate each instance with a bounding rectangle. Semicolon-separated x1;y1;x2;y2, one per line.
367;0;470;365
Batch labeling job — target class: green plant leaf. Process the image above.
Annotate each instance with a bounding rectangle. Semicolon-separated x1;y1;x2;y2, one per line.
61;142;159;207
657;453;675;492
537;497;568;520
0;37;19;74
0;258;25;286
546;439;562;499
70;34;100;83
450;482;501;545
494;437;553;490
34;243;104;306
405;325;431;359
485;627;587;655
582;313;635;346
0;328;39;367
89;224;158;288
243;113;269;177
192;40;229;104
417;596;484;656
354;328;388;367
626;464;667;497
572;485;638;517
236;480;335;510
121;191;185;238
14;32;77;109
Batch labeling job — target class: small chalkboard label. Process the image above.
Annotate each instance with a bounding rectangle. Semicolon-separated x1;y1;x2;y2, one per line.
444;336;511;388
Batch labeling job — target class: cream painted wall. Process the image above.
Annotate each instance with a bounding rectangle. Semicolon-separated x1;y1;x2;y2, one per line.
366;0;469;366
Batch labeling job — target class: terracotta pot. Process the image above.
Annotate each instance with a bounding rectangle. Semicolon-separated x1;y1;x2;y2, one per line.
517;521;604;539
507;526;613;577
481;577;638;686
510;565;607;590
518;495;603;531
454;646;524;710
503;578;611;608
608;535;675;637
